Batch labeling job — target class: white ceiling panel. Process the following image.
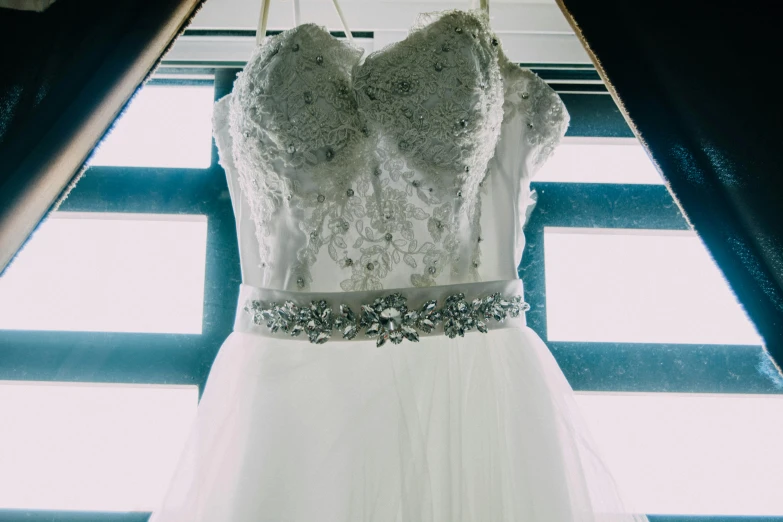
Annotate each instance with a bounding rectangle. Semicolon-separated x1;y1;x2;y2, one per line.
172;0;589;64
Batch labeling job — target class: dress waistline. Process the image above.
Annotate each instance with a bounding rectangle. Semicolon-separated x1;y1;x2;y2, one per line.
233;279;527;345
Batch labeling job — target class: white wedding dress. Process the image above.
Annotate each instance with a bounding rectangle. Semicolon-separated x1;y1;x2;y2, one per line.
150;10;647;522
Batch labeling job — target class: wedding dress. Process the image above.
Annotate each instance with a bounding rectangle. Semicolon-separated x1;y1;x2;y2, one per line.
150;8;647;522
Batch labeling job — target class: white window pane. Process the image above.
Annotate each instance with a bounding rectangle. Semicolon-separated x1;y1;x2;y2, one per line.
544;228;762;345
0;212;207;334
577;392;783;516
0;381;197;512
88;85;214;169
535;138;663;184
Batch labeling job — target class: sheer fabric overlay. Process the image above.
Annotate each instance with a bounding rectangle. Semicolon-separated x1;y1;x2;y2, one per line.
150;322;646;522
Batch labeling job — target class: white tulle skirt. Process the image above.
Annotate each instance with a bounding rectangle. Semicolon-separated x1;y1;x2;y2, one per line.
149;282;647;522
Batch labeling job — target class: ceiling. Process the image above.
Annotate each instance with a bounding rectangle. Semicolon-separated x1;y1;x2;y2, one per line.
167;0;590;65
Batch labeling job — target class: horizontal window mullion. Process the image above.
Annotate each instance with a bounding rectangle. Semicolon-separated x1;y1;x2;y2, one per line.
1;510;781;522
59;168;226;215
551;341;777;394
0;331;222;387
0;510;151;522
560;93;634;137
529;182;690;230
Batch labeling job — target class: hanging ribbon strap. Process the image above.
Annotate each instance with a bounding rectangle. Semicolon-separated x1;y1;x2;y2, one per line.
292;0;301;26
257;0;271;44
330;0;354;44
257;0;353;46
471;0;489;14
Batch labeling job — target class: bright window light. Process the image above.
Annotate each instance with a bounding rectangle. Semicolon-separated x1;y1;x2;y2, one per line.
535;138;663;184
0;381;197;512
544;228;762;345
0;212;207;334
87;85;214;169
576;392;783;516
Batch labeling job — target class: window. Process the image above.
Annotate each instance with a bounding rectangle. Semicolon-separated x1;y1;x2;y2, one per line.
577;392;783;517
1;41;781;522
0;382;197;512
0;71;239;516
87;85;214;169
544;227;761;345
0;213;208;334
518;71;782;519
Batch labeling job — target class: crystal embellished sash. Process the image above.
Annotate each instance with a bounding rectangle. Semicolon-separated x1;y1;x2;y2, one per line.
233;280;527;345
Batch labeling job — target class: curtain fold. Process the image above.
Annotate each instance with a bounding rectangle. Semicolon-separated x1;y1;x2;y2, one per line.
556;0;783;370
0;0;204;274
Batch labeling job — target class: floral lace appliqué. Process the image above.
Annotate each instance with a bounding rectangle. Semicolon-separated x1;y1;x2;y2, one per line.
222;9;569;292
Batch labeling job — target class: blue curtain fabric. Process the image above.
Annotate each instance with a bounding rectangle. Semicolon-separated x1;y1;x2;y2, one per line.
557;0;783;371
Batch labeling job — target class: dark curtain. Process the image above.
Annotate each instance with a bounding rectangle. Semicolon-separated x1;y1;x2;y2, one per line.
0;0;204;273
556;0;783;371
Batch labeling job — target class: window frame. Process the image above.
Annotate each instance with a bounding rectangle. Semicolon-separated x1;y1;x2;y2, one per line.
1;62;781;521
0;71;240;391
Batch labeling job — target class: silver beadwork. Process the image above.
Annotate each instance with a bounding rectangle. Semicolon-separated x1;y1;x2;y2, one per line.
296;277;305;288
521;92;530;99
287;144;296;154
304;92;313;104
434;62;444;72
346;188;354;197
366;262;374;271
317;194;325;203
385;233;393;241
245;291;528;345
396;80;411;93
315;55;324;65
428;266;437;274
325;148;334;160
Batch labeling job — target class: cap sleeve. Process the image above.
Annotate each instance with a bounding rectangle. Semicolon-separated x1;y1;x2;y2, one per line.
500;58;570;176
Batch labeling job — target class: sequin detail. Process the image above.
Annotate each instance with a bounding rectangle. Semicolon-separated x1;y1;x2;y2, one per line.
245;291;529;346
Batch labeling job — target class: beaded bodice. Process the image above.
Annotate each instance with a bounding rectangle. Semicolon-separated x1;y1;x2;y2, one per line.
214;10;568;292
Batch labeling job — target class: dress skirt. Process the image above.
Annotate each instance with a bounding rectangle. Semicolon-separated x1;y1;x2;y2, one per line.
149;281;647;522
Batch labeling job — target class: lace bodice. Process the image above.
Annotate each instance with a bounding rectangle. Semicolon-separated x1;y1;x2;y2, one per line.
213;10;568;292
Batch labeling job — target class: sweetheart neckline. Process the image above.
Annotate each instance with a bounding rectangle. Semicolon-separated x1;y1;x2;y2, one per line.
256;8;495;69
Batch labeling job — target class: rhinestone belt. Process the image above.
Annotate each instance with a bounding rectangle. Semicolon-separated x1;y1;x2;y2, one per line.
234;280;528;346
